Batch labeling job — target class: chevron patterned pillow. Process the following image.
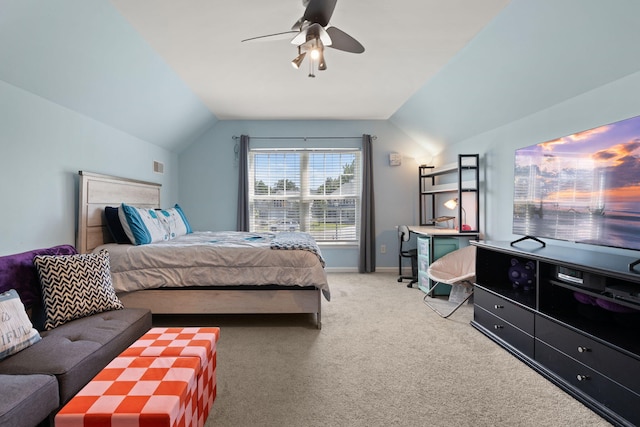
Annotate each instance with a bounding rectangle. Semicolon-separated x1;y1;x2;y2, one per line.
33;250;124;330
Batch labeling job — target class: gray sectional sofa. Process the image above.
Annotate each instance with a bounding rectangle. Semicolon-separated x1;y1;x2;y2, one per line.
0;245;152;427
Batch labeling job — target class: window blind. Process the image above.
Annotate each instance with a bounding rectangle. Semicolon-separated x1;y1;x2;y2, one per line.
248;149;361;242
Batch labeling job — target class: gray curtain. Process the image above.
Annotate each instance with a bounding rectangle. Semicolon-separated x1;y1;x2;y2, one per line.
359;134;376;273
236;135;250;231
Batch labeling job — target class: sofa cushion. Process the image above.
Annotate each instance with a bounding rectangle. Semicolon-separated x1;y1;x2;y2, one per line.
34;250;124;330
0;307;151;405
0;245;77;329
0;373;59;427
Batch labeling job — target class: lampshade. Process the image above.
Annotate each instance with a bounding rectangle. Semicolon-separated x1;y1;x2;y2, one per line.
444;197;471;230
291;52;306;69
318;49;327;70
444;198;458;210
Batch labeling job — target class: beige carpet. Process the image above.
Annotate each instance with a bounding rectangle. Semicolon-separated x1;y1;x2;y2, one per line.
154;272;612;427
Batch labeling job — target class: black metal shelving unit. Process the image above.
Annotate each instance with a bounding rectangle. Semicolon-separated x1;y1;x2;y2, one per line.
419;154;480;232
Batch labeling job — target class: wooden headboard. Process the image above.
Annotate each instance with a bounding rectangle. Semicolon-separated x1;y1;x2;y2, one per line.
77;171;161;253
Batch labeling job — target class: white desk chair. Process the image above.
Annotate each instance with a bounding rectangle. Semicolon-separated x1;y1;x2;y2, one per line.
424;245;476;318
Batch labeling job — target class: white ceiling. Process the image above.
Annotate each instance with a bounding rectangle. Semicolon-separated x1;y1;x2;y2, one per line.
110;0;510;121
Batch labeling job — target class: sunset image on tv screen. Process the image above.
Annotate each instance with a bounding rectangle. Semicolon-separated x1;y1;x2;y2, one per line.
513;114;640;251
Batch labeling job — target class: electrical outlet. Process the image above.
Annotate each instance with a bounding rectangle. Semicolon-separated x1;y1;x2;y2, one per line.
380;244;386;254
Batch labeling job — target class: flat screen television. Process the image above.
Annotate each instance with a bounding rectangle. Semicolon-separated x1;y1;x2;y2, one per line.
513;114;640;252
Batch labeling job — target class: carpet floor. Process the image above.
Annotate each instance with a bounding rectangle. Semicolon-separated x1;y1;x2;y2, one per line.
153;272;612;427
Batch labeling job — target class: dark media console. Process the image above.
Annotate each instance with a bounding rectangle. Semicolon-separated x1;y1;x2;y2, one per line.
471;240;640;427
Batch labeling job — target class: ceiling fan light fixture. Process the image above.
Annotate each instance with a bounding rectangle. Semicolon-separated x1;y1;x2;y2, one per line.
291;51;306;69
242;0;364;77
318;50;327;70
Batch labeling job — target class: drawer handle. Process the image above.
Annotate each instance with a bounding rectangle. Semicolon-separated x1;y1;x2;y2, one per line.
494;304;504;309
494;325;504;330
577;346;591;353
576;374;590;382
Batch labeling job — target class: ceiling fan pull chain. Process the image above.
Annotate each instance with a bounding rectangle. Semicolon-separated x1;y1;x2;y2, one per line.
308;56;315;78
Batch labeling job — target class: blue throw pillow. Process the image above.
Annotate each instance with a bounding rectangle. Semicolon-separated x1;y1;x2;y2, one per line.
118;203;169;245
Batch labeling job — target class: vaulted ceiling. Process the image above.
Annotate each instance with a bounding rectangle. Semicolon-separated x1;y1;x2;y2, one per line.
3;1;640;155
109;0;509;121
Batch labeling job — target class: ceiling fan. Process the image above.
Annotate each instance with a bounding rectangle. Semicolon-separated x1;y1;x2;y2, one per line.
241;0;365;77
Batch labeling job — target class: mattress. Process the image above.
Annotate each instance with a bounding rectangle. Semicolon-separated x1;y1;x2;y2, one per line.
96;231;330;300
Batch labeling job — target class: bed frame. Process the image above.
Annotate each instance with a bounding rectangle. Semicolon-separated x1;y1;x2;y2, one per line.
77;171;322;328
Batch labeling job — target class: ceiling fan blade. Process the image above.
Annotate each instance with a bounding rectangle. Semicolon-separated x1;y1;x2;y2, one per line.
302;0;337;27
241;30;298;43
325;26;364;53
291;17;305;31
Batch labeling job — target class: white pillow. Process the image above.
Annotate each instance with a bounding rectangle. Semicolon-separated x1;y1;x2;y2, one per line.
0;289;41;360
173;204;192;233
159;206;190;239
118;203;169;245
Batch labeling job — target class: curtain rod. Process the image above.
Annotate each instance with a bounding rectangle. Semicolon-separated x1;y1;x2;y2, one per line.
232;135;376;141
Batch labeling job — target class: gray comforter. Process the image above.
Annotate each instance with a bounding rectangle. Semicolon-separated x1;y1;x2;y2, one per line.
96;231;330;300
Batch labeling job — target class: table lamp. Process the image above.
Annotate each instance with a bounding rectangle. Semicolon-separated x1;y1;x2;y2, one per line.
444;198;471;231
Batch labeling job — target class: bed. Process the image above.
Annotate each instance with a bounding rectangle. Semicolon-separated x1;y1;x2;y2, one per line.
76;171;329;328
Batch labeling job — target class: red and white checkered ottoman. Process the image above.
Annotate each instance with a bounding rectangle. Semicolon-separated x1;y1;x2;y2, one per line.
55;355;200;427
120;327;219;427
56;327;220;427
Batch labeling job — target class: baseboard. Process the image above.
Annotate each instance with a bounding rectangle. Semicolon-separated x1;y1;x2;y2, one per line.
325;267;359;273
373;267;398;273
325;266;398;274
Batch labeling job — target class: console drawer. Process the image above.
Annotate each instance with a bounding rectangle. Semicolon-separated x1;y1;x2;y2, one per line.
474;287;534;335
474;305;534;358
535;339;640;426
536;315;640;395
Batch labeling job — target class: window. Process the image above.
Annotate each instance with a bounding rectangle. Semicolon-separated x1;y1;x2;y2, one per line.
249;149;361;243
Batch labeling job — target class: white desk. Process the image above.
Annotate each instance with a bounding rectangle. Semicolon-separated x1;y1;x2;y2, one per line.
408;225;479;238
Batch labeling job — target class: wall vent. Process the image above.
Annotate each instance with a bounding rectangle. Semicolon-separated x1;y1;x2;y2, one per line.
153;161;164;174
